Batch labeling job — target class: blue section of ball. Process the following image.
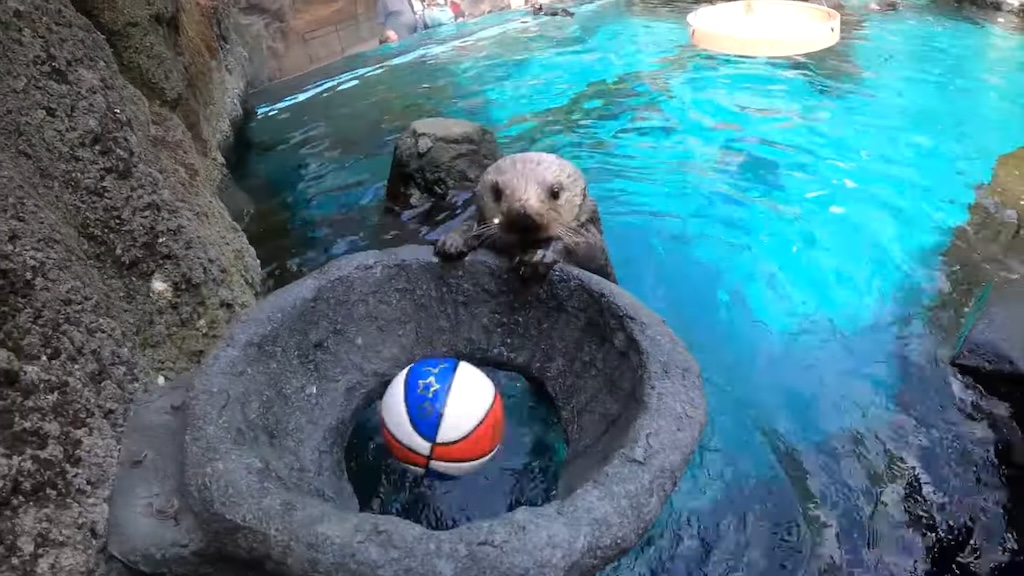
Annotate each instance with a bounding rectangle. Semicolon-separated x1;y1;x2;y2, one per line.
403;357;458;444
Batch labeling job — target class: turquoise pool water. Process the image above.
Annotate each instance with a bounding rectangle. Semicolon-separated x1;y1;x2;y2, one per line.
233;1;1024;573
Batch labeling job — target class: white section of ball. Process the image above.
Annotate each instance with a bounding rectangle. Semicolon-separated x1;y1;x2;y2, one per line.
434;361;497;444
380;365;433;457
428;446;501;477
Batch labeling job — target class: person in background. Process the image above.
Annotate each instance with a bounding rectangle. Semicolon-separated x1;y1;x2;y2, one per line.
423;0;457;29
376;0;418;40
449;0;465;20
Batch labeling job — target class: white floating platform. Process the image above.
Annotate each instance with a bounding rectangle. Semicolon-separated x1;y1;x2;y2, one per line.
687;0;841;58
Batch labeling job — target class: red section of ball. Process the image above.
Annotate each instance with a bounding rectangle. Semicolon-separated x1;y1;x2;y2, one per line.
382;425;429;468
431;392;505;463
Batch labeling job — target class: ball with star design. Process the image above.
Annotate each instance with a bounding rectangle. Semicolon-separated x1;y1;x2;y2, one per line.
379;357;505;478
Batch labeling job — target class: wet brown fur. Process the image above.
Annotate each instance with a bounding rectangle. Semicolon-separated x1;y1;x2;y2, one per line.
434;152;617;283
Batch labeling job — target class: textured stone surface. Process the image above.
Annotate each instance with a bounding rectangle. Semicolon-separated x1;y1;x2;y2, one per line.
71;0;249;157
229;0;296;87
384;118;502;209
946;148;1024;406
0;2;260;575
107;245;707;575
953;281;1024;384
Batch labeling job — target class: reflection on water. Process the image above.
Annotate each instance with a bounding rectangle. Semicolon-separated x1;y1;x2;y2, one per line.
344;367;566;530
232;0;1024;573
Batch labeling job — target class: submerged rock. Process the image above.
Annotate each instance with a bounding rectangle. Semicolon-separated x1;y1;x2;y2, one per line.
384;117;502;209
948;148;1024;406
0;2;260;574
106;245;707;576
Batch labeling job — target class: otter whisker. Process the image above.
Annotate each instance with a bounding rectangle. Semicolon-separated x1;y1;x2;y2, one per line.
470;222;497;238
556;225;586;246
470;222;500;245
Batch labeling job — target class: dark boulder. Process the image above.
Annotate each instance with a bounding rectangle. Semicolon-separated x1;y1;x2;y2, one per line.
947;148;1024;409
384;118;502;209
953;281;1024;389
107;245;707;576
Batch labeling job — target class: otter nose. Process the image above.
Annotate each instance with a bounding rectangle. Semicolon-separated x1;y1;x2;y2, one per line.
503;209;542;235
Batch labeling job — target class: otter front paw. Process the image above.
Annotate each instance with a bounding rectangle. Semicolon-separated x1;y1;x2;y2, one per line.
434;232;473;260
514;248;560;280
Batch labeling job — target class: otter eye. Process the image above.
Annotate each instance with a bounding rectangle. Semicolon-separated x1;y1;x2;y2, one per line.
549;183;562;201
492;184;503;202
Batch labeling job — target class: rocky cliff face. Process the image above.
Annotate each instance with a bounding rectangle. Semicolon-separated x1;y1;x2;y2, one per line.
0;1;261;575
230;0;296;86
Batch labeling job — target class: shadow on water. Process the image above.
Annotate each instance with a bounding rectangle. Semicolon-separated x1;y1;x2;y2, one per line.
229;0;1024;573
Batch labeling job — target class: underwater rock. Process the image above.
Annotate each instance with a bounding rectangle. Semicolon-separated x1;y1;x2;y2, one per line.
947;148;1024;407
384;117;502;209
0;2;260;574
106;245;707;576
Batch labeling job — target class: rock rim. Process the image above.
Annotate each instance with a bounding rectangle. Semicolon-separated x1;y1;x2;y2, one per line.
109;245;706;576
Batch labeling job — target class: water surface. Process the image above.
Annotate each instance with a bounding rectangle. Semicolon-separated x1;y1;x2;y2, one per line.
233;1;1024;573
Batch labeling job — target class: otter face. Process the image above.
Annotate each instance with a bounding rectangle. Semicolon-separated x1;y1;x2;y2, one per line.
475;152;587;246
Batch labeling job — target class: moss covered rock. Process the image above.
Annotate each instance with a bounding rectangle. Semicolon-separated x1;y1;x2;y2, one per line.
0;2;260;574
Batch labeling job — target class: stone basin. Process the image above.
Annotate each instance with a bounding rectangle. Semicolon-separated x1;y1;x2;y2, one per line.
107;245;706;576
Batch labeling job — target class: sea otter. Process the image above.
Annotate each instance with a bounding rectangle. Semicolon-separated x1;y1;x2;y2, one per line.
867;0;901;12
433;152;617;284
532;4;575;17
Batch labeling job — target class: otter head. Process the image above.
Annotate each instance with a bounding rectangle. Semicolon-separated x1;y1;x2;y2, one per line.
476;152;588;247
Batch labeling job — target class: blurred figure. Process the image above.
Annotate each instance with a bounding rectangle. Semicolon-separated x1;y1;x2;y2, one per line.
424;0;457;28
868;0;901;11
531;3;575;16
449;0;466;20
376;0;419;40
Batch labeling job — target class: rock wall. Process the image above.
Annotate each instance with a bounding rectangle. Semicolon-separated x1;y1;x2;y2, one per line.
0;1;261;575
230;0;296;86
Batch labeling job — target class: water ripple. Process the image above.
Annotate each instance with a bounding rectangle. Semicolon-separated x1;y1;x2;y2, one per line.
232;1;1024;573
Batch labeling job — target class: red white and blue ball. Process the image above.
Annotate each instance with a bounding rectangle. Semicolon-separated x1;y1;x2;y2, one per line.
380;357;505;478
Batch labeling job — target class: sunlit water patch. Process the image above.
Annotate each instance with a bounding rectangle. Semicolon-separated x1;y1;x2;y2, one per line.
233;1;1024;573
